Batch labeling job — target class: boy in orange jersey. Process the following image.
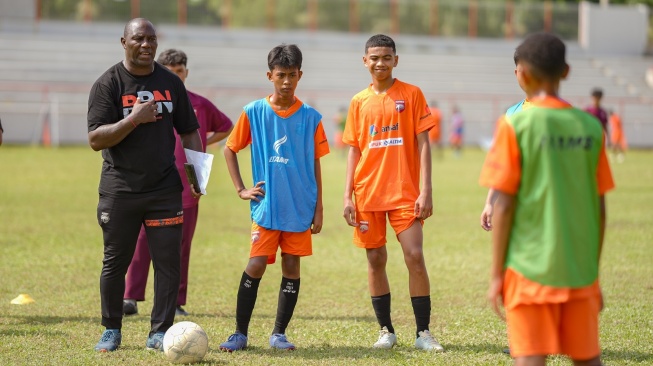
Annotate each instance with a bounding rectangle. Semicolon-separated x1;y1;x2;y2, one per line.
480;32;614;366
342;34;443;352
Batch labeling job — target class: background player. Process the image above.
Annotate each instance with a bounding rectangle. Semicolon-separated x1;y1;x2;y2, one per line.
608;109;626;163
123;48;234;317
449;105;464;156
427;100;442;158
219;44;329;352
480;32;614;366
342;34;443;352
585;87;608;133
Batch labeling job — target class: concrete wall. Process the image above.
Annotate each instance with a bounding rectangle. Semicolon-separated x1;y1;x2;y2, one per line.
0;0;36;20
579;1;649;56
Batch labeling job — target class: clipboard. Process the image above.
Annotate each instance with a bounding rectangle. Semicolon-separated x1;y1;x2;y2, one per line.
183;163;200;193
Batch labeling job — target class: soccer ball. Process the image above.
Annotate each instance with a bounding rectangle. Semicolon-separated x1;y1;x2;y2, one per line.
163;321;209;364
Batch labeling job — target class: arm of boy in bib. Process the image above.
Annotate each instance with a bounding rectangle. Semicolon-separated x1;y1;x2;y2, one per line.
488;190;515;321
180;130;203;198
224;144;266;201
480;189;499;231
311;159;324;234
414;131;433;220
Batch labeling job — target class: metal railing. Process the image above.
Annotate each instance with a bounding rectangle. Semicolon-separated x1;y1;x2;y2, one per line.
37;0;580;39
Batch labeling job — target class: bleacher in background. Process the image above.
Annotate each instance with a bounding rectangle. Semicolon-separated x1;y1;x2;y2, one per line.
0;20;651;147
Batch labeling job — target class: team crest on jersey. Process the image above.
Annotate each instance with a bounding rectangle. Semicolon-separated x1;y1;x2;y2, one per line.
251;230;260;243
369;125;378;137
359;220;369;233
100;212;110;224
395;100;405;113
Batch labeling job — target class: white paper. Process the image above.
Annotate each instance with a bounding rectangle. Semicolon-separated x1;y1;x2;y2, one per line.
184;148;214;195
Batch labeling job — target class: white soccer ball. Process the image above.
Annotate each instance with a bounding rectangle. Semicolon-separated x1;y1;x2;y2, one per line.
163;321;209;364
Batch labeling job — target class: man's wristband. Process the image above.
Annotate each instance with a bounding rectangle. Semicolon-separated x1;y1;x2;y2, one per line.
127;114;137;128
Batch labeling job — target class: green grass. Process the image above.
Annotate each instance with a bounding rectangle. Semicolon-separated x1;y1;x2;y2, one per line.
0;145;652;365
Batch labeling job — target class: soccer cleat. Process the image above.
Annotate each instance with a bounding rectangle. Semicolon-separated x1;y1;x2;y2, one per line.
415;330;444;352
373;326;397;349
123;299;138;316
146;331;165;351
269;333;296;350
94;329;121;352
175;306;189;316
219;332;248;352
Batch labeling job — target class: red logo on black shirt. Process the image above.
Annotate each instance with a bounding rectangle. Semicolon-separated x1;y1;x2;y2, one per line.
121;90;173;118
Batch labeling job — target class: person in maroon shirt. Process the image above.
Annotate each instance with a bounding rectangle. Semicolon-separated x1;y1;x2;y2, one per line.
123;49;234;317
585;87;608;133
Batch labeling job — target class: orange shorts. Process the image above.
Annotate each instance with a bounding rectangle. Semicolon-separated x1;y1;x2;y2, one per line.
250;222;312;264
353;208;422;248
504;272;601;360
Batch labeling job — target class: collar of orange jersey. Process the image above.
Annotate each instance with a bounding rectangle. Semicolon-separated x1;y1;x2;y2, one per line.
529;95;571;109
266;95;302;116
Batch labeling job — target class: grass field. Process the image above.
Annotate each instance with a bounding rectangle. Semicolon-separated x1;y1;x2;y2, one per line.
0;145;652;366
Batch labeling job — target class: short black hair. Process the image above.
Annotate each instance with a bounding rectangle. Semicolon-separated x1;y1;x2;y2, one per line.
591;87;603;98
123;18;154;38
267;44;302;71
514;32;567;81
365;34;396;54
157;49;187;66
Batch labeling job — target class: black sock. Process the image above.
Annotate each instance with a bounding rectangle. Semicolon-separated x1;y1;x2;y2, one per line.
235;271;261;337
411;295;431;338
272;277;300;334
371;293;394;334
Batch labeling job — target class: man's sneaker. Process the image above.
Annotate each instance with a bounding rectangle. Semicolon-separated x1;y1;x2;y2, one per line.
269;333;296;350
373;326;397;349
123;299;138;316
219;332;248;352
94;329;121;352
175;306;189;316
146;332;165;351
415;330;444;352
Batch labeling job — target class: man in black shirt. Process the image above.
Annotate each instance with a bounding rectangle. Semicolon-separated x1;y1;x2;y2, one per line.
87;18;202;352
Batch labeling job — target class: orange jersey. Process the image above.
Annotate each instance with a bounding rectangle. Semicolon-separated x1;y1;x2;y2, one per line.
428;107;441;142
609;114;627;148
343;79;435;211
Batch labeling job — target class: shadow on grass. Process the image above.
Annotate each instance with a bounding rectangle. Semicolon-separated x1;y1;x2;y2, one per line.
215;342;511;361
436;342;510;356
3;314;97;325
602;348;653;363
216;344;405;361
0;328;66;337
188;312;377;323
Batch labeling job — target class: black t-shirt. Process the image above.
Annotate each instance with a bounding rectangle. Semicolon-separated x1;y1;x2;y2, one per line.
87;61;199;197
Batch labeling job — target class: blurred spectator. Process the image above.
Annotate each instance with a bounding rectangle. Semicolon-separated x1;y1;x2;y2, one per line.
449;106;464;156
608;110;627;163
585;88;608;132
428;100;442;158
